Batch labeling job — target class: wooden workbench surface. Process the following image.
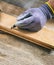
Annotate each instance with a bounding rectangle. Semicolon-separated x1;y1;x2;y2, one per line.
0;1;54;65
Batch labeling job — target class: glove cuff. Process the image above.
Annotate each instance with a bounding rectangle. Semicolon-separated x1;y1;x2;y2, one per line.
45;2;54;19
39;2;54;19
45;2;54;14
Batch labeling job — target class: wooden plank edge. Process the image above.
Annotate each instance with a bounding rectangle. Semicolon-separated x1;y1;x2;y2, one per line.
0;25;54;49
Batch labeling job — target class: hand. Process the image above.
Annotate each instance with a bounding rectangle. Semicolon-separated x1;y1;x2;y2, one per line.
16;4;52;32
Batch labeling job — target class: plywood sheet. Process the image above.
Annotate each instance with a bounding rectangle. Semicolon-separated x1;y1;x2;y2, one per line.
0;12;54;49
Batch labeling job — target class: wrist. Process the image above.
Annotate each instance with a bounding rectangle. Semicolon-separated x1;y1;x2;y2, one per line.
39;2;54;19
48;0;54;10
46;2;54;14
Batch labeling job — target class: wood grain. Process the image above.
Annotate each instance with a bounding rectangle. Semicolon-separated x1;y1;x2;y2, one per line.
0;1;24;16
0;12;54;49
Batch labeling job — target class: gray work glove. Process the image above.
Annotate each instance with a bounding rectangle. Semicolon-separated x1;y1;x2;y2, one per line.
16;4;53;32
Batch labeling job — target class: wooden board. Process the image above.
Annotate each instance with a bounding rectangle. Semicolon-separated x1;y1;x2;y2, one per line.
0;12;54;49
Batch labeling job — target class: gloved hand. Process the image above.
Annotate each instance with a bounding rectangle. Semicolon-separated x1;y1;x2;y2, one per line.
16;2;53;32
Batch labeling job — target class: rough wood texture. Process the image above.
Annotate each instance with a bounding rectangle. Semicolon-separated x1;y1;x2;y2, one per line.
0;12;54;49
0;1;24;16
0;1;54;65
